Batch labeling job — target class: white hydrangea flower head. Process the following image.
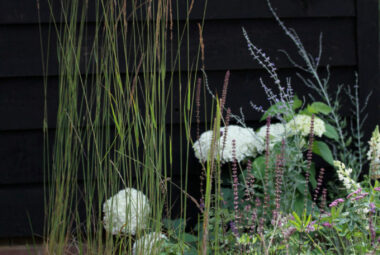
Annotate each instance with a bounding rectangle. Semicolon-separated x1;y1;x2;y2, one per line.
133;232;167;255
193;130;214;162
256;123;286;148
103;188;151;235
367;126;380;159
333;160;360;191
286;114;325;137
367;126;380;178
193;125;263;163
219;125;264;163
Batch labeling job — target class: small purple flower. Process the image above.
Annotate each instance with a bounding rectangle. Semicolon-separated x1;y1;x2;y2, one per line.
230;221;238;236
306;221;317;233
347;188;362;198
353;192;369;201
322;222;333;228
369;203;376;214
329;198;344;208
374;187;380;192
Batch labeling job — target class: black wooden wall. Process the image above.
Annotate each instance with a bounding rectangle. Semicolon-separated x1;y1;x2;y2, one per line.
0;0;378;238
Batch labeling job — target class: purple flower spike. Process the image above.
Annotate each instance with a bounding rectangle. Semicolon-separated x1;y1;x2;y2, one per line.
374;187;380;192
322;222;333;228
329;198;345;208
347;188;362;198
306;221;317;233
369;203;376;214
353;193;369;201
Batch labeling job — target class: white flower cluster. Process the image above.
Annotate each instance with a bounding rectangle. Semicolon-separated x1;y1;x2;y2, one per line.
193;125;263;163
103;188;151;235
367;126;380;177
133;232;167;255
333;160;360;191
256;123;286;149
286;114;325;137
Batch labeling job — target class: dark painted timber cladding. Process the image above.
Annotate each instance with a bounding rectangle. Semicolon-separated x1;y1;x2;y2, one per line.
0;68;357;185
0;18;356;77
0;0;355;24
0;0;378;237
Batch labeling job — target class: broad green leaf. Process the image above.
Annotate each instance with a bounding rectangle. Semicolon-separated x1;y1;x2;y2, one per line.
163;218;186;234
182;233;198;243
289;220;301;229
312;141;334;166
292;211;302;225
184;249;198;255
345;136;352;146
305;214;312;228
292;95;302;110
324;123;339;142
309;163;317;189
260;102;292;121
310;102;332;115
251;156;266;180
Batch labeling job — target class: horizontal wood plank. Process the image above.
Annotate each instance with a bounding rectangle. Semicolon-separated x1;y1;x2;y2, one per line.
0;0;355;25
0;18;356;77
0;67;356;131
0;175;201;237
0;67;358;185
0;186;44;237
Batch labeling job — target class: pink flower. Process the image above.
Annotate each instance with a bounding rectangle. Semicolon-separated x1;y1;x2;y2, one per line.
347;188;362;199
374;187;380;192
369;203;376;214
329;198;345;208
306;221;317;233
353;192;369;201
322;222;333;228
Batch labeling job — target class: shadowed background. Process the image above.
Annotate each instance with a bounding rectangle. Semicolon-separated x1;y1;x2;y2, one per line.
0;0;378;241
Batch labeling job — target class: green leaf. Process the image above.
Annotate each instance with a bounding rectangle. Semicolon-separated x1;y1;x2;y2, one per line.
260;102;292;121
309;163;317;189
292;211;302;225
309;102;332;115
305;214;312;228
182;233;198;243
221;188;234;209
324;123;339;142
292;95;302;110
289;220;301;229
163;218;186;234
184;249;198;255
312;141;334;166
345;136;352;146
251;156;266;180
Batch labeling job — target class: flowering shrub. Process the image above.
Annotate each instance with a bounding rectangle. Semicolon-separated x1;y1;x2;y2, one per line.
97;1;379;254
132;232;167;255
286;114;325;137
193;125;263;163
103;188;151;235
187;0;379;253
368;126;380;179
334;160;361;192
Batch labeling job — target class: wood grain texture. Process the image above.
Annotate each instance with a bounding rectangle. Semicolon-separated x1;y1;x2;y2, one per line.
0;0;378;238
356;0;379;140
0;18;356;77
0;0;355;25
0;68;356;131
0;185;44;237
